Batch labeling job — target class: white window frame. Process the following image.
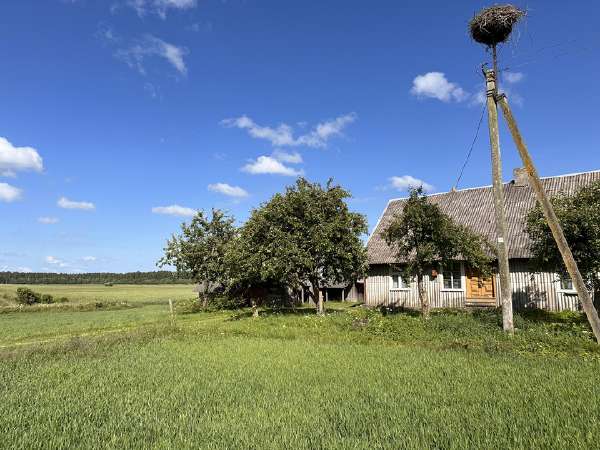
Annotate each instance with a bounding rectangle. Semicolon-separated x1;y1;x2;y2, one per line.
557;275;577;294
390;272;411;291
440;262;465;292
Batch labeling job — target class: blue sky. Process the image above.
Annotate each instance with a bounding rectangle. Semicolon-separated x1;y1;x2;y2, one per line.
1;0;599;273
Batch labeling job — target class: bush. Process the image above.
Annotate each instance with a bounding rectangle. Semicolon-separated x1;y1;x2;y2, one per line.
210;295;246;310
175;298;204;314
15;288;41;305
176;295;246;314
55;296;69;303
40;294;54;304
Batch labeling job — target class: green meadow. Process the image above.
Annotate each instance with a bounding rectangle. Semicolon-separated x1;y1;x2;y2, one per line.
1;284;599;449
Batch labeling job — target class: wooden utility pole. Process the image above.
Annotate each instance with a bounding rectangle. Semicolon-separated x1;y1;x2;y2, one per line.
484;69;514;333
497;94;600;343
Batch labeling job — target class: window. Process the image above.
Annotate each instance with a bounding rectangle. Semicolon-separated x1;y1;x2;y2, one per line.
443;263;462;290
560;277;574;291
391;273;410;290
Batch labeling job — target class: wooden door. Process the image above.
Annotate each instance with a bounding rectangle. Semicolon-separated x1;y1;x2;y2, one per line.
466;267;495;300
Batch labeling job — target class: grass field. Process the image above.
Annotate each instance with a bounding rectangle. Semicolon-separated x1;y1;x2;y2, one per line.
1;285;600;448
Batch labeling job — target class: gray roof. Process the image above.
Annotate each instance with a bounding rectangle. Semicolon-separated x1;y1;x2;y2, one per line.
367;170;600;264
192;282;222;294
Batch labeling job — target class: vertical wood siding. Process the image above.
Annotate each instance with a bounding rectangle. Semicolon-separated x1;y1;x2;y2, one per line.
366;260;584;312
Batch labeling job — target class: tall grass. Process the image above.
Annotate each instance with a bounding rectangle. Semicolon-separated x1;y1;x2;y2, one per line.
1;291;599;449
1;328;599;449
0;284;195;306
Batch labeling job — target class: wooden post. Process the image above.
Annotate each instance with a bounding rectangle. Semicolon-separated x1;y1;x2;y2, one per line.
497;94;600;343
485;70;514;334
168;299;174;324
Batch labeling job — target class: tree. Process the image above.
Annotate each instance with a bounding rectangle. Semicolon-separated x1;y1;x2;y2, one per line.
382;187;492;319
227;178;368;315
526;181;600;306
158;209;237;308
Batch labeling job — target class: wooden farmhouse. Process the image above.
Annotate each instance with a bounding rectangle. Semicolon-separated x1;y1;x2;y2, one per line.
365;169;600;311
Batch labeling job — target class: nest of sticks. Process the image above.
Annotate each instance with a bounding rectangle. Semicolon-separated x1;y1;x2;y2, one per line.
469;4;526;47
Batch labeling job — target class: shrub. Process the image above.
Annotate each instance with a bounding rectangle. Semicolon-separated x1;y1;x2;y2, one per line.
40;294;54;304
55;296;69;303
15;288;41;305
210;295;246;310
175;298;204;314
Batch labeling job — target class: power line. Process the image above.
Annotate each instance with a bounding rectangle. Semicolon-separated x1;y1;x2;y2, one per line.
453;104;486;190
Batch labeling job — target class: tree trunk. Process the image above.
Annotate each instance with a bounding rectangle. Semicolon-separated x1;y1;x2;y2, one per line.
312;279;324;315
202;282;209;309
417;273;430;319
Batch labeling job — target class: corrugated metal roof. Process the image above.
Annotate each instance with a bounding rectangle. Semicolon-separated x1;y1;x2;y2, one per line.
367;170;600;264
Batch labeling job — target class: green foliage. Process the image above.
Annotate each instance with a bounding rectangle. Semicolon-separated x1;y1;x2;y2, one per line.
40;294;54;304
15;288;41;305
1;303;600;449
526;180;600;289
174;298;205;314
227;178;368;312
382;187;493;279
158;209;237;296
0;271;189;285
176;296;245;314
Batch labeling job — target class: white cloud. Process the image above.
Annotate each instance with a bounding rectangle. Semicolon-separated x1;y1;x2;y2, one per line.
152;204;196;217
410;72;468;103
390;175;434;193
57;197;96;211
208;183;249;198
1;265;33;273
0;137;43;175
471;90;487;106
272;150;303;164
222;116;295;146
242;156;303;176
82;256;97;262
38;217;59;224
126;0;197;18
503;71;524;84
221;113;356;149
45;256;68;268
0;183;22;202
117;35;188;76
304;114;357;146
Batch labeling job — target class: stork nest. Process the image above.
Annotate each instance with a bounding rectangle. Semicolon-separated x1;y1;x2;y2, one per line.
469;4;526;47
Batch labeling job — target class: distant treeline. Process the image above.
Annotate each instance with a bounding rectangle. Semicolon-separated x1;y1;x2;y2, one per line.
0;271;192;285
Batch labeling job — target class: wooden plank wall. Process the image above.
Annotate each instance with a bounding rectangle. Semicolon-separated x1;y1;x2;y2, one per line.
366;260;583;312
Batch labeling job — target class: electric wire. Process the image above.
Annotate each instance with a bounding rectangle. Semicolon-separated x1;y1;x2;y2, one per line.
453;104;486;191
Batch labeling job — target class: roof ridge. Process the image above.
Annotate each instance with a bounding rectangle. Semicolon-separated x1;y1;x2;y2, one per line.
539;169;600;180
385;169;600;203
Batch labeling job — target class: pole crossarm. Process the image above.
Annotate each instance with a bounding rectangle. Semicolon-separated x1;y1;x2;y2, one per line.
497;93;600;343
